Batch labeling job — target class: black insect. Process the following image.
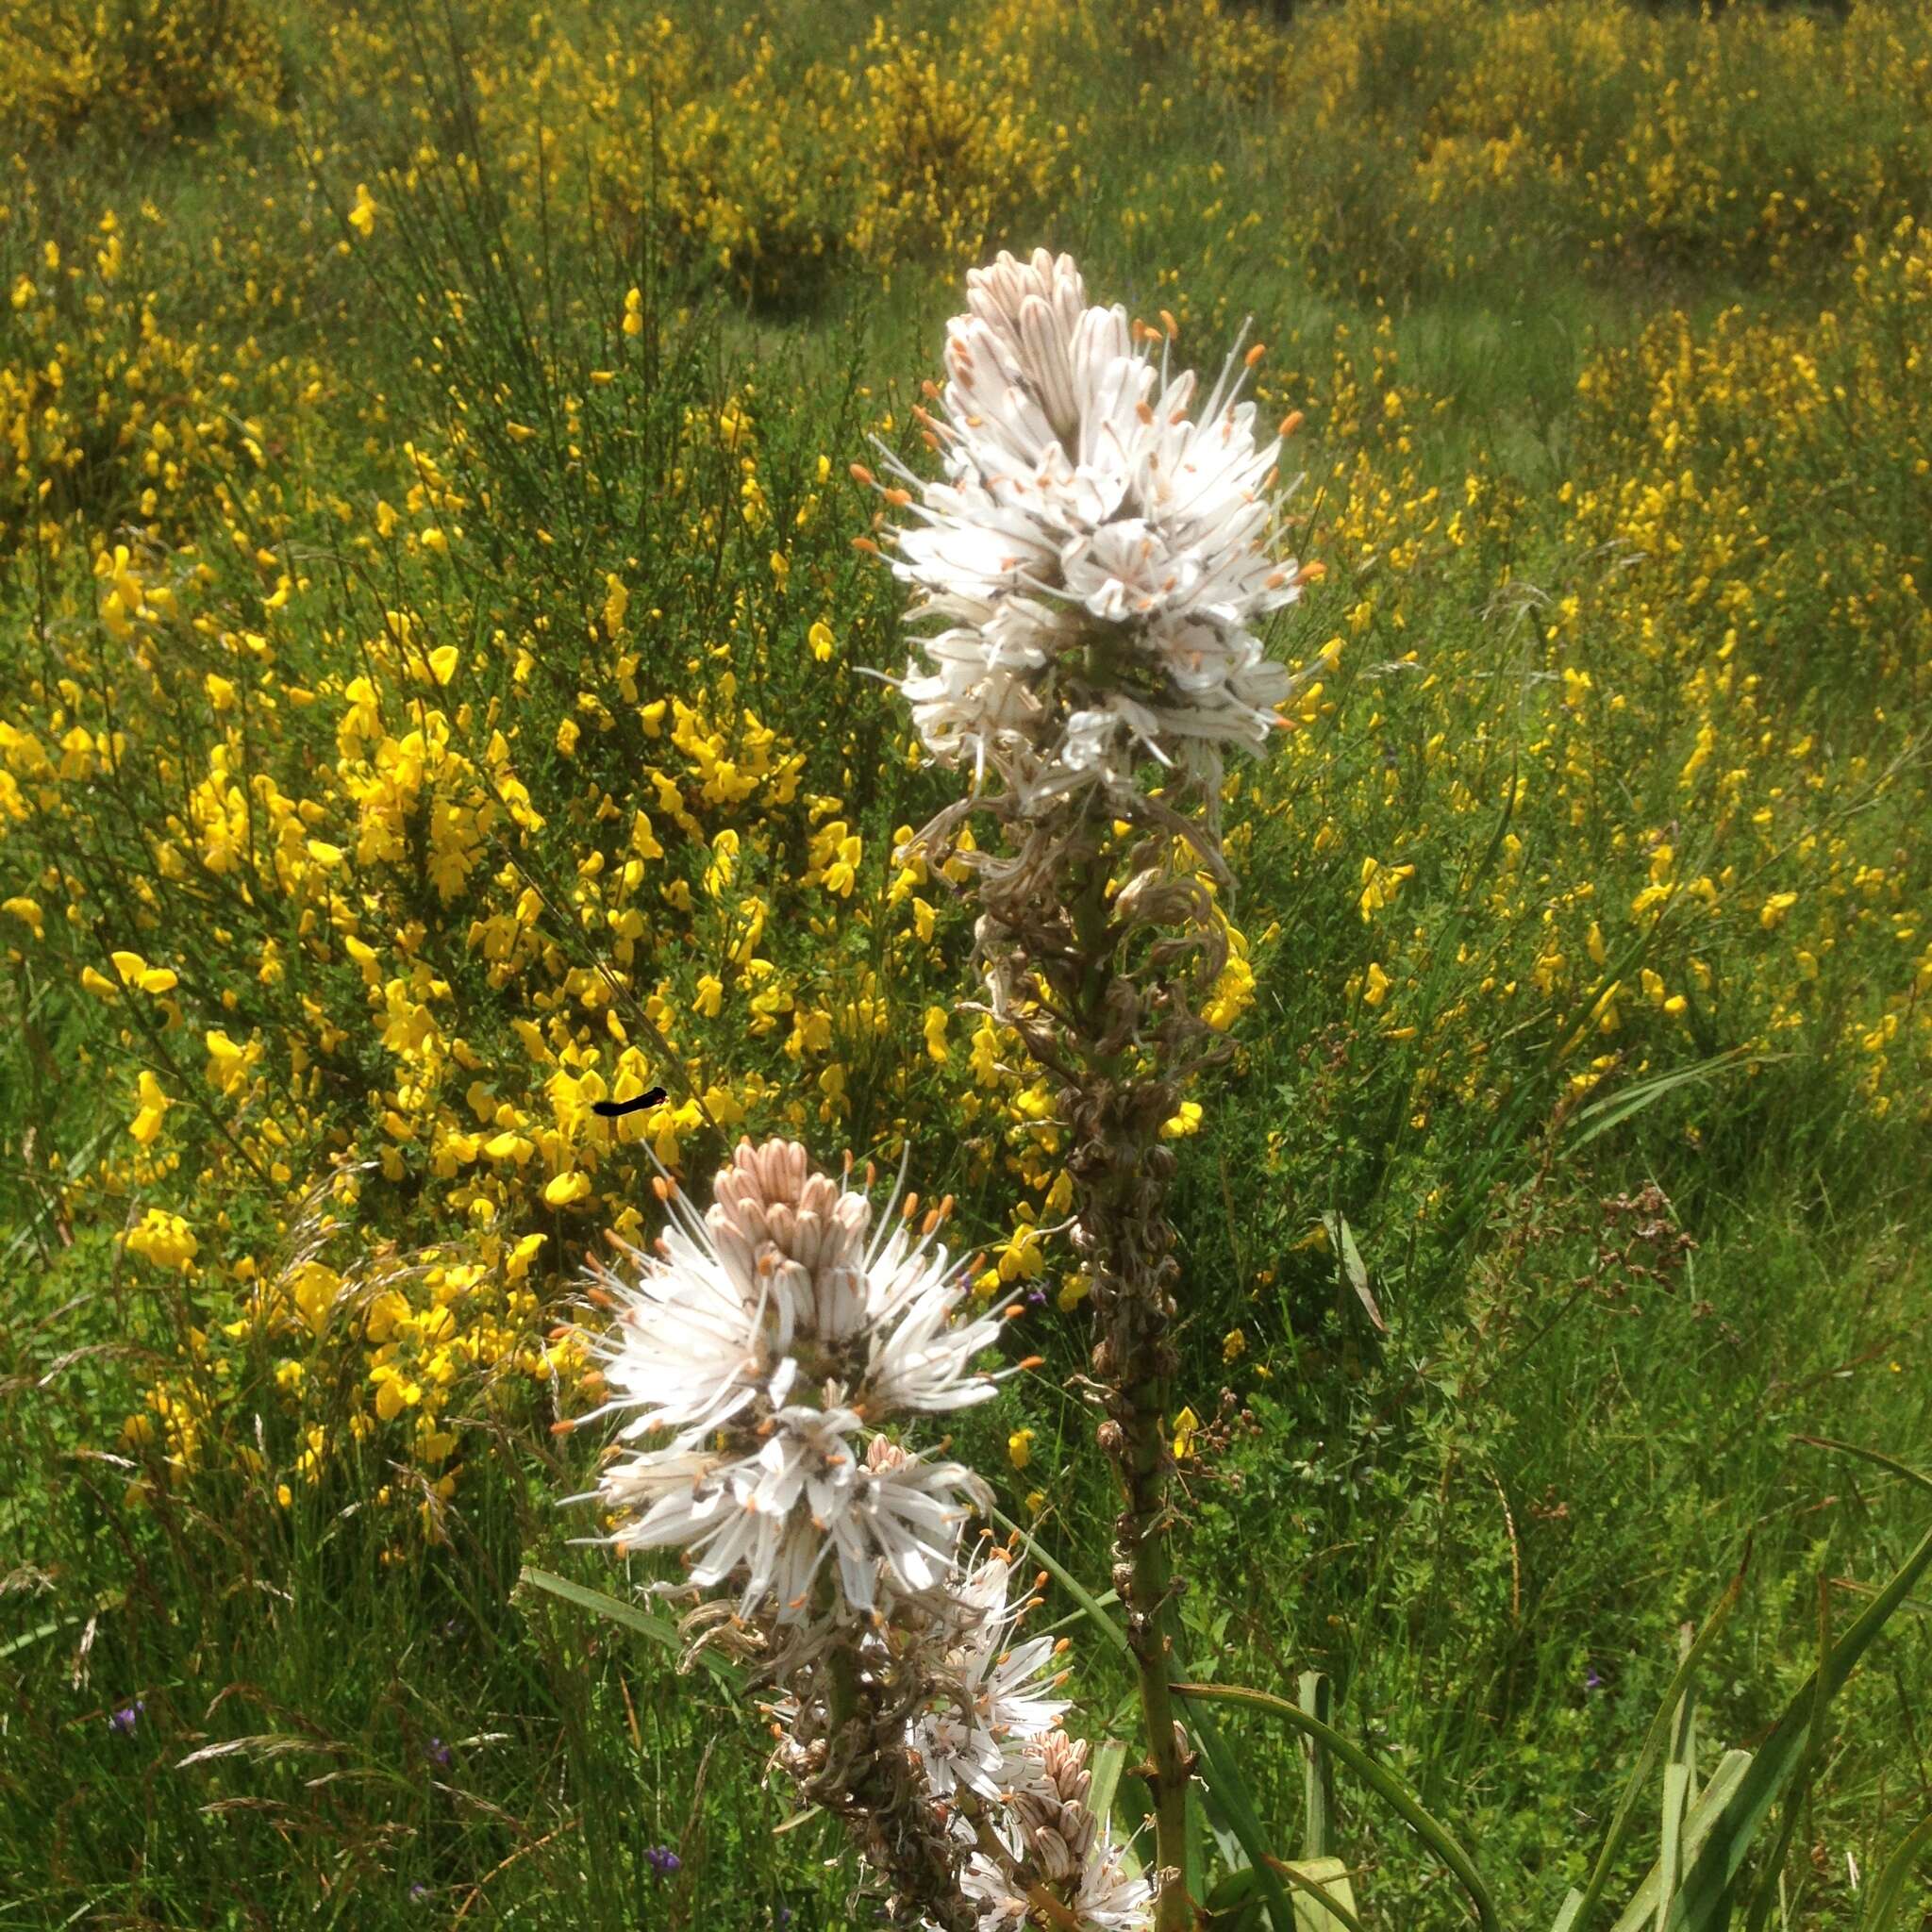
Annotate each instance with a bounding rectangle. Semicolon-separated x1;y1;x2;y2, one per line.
591;1087;668;1118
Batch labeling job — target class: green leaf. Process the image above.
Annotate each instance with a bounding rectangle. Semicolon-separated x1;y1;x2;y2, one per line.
987;1507;1130;1659
1656;1760;1691;1932
1300;1671;1337;1860
1186;1765;1209;1919
1173;1679;1501;1932
1858;1810;1932;1932
1742;1576;1836;1932
1187;1690;1302;1932
1607;1755;1754;1932
516;1565;744;1697
1274;1857;1365;1932
1574;1561;1745;1931
1791;1436;1932;1501
1563;1049;1753;1151
1550;1890;1586;1932
1660;1511;1932;1931
1089;1737;1128;1829
1318;1211;1385;1333
1087;1738;1146;1883
0;1613;81;1662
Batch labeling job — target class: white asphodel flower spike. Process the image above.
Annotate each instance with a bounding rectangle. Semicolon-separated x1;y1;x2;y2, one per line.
861;248;1320;810
581;1406;991;1624
561;1139;1028;1627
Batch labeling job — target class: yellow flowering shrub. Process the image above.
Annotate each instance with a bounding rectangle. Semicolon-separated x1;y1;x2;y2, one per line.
3;0;1929;1562
0;0;283;147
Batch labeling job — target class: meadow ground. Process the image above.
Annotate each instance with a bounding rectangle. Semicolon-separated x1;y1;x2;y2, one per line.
1;0;1929;1925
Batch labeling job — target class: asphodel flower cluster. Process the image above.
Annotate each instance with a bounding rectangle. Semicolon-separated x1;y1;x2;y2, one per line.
858;247;1319;810
562;1138;1011;1627
561;1138;1154;1929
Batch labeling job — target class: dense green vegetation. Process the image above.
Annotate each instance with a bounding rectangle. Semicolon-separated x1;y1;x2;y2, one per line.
2;0;1927;1924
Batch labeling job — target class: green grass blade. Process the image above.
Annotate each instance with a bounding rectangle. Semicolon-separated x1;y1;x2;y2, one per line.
1187;1692;1302;1932
0;1612;81;1662
1607;1756;1755;1932
1660;1514;1932;1931
1791;1437;1932;1500
1300;1671;1336;1860
1090;1737;1128;1828
1574;1561;1746;1930
516;1564;745;1696
1738;1790;1802;1932
1270;1857;1367;1932
1172;1679;1502;1932
1186;1753;1208;1917
987;1505;1130;1658
1090;1740;1146;1883
1656;1761;1691;1932
1858;1810;1932;1932
1564;1049;1753;1151
1551;1890;1586;1932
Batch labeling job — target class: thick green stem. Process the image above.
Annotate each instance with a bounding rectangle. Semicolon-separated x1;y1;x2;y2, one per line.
1118;1366;1193;1932
971;797;1220;1931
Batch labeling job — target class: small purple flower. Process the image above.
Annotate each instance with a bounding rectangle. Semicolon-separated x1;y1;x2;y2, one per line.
644;1845;681;1879
1585;1668;1604;1693
409;1883;430;1904
1025;1287;1048;1306
108;1699;145;1736
426;1736;453;1769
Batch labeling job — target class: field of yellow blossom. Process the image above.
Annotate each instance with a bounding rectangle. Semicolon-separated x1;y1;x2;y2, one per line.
2;0;1928;1924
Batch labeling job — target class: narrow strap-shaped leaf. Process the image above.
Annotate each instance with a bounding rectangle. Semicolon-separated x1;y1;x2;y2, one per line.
1738;1790;1802;1932
1607;1755;1754;1932
1656;1761;1691;1932
1790;1436;1932;1500
0;1613;80;1662
1575;1561;1746;1930
1301;1671;1336;1860
1201;1857;1367;1932
987;1506;1131;1658
1564;1049;1751;1151
1187;1690;1302;1932
1268;1857;1367;1932
1743;1573;1837;1932
1674;1624;1701;1811
1661;1515;1932;1931
1084;1741;1147;1883
1550;1890;1586;1932
1858;1810;1932;1932
517;1565;745;1696
1186;1748;1209;1916
1090;1738;1129;1831
1172;1679;1502;1932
